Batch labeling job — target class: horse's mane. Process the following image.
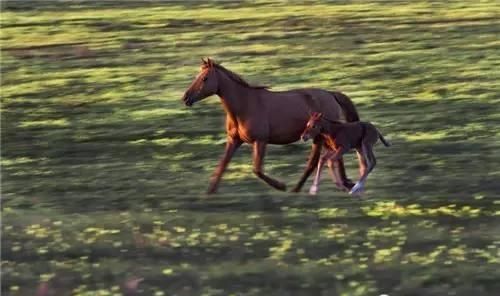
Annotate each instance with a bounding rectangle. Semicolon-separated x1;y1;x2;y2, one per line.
205;61;269;89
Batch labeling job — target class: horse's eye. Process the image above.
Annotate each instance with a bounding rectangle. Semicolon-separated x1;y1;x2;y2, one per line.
202;76;208;82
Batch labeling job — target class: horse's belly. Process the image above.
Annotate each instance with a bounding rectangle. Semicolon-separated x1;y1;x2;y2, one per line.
267;122;305;144
267;138;298;145
236;127;300;145
237;126;259;143
267;132;302;145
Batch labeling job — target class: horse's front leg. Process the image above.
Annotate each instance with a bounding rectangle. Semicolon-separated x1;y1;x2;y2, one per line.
291;137;323;192
309;150;336;195
252;141;286;191
207;136;242;194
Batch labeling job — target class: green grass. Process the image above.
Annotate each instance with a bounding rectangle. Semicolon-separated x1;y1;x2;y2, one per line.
2;0;500;295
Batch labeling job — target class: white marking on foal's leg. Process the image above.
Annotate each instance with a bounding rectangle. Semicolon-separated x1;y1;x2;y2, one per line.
309;184;318;195
349;181;365;195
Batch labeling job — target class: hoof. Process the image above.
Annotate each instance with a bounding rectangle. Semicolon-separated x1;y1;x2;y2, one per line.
309;185;318;195
349;191;364;197
290;187;301;193
343;180;356;190
349;182;364;195
335;183;350;192
275;182;287;191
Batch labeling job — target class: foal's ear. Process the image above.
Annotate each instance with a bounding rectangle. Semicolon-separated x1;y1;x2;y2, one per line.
312;112;322;119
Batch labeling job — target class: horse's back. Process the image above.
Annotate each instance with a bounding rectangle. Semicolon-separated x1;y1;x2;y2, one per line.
261;88;345;123
296;88;347;121
260;88;348;144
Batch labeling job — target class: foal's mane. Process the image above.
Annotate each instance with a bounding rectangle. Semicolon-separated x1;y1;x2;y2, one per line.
310;111;344;125
204;61;269;89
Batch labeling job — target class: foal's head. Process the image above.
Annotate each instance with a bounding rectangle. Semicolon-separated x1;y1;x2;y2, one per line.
182;58;219;106
301;112;324;142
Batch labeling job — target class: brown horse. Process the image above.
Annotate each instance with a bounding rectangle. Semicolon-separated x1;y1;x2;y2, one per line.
182;58;360;194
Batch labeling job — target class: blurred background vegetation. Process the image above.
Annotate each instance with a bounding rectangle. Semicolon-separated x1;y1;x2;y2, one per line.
1;0;499;295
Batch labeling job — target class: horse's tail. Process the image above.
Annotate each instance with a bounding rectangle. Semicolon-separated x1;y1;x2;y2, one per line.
330;91;360;122
378;131;391;147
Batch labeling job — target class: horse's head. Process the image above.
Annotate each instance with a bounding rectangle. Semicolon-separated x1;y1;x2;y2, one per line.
301;112;323;142
182;58;219;107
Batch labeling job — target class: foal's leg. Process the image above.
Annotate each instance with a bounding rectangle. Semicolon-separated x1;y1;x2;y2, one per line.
334;158;356;190
350;145;373;195
309;150;337;195
253;141;287;191
291;138;323;192
327;159;350;192
367;147;377;174
207;137;242;194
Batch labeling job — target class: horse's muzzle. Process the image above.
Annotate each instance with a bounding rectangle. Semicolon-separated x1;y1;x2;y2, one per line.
183;95;194;107
301;135;310;142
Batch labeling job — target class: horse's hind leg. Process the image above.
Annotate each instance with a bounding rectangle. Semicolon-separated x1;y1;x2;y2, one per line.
252;141;287;191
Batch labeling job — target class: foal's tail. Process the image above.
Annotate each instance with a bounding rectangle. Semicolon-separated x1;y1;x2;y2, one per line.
378;131;391;147
330;91;360;122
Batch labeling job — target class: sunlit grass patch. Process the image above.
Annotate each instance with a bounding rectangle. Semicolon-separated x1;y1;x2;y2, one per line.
398;131;449;141
128;135;223;146
315;208;349;219
362;202;485;218
223;163;254;180
19;118;69;128
1;157;45;166
129;108;189;119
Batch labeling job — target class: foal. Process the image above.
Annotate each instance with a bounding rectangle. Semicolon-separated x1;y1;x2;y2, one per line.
301;112;390;195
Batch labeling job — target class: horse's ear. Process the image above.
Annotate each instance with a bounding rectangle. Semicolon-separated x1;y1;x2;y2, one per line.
207;58;214;67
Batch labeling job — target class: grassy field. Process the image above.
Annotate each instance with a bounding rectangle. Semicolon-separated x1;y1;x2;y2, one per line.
2;0;500;295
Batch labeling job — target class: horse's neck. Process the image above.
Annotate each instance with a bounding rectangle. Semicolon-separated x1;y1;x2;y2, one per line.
217;73;256;119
